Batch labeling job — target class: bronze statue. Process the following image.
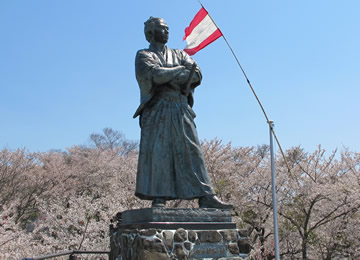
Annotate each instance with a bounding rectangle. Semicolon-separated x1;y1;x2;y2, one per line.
134;17;232;209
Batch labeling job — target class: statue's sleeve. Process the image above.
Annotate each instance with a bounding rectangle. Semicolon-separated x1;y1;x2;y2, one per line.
178;50;202;88
135;50;159;83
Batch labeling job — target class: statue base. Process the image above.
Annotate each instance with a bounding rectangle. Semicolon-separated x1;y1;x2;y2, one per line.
109;208;250;259
119;207;235;230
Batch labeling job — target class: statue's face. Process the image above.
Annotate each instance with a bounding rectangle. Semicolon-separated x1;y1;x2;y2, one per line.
153;20;169;44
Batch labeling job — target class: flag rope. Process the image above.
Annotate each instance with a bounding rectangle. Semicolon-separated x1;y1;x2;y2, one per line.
196;0;292;174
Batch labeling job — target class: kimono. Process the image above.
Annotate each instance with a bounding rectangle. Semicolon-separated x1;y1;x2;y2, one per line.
134;43;215;200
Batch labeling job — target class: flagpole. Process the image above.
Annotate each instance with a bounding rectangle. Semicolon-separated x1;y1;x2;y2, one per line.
193;2;284;259
269;120;280;260
196;0;291;174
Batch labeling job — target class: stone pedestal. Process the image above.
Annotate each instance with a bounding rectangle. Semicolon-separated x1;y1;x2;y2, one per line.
109;208;250;259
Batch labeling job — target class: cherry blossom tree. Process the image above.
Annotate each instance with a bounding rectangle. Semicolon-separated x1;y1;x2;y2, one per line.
0;131;359;259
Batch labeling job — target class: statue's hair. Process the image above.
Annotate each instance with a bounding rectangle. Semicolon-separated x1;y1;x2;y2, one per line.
144;16;165;43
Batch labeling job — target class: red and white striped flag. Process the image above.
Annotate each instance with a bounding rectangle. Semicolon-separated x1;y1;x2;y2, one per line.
183;7;222;56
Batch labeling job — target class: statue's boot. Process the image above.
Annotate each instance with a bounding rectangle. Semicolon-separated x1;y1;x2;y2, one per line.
152;198;166;207
198;195;233;209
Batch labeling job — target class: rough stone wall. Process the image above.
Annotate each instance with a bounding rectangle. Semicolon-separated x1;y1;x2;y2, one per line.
110;228;250;260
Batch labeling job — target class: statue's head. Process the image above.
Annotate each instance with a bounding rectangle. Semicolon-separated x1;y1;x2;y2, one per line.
144;17;169;44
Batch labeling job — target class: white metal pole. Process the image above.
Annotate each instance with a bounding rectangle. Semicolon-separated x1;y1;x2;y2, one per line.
269;120;280;259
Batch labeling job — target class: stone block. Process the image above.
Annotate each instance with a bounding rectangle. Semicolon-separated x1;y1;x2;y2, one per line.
196;230;222;243
188;230;197;243
238;238;251;254
174;228;187;242
221;229;238;242
184;241;192;251
143;237;165;252
174;244;186;258
143;250;169;260
139;228;157;236
228;242;240;254
238;229;250;238
162;230;174;251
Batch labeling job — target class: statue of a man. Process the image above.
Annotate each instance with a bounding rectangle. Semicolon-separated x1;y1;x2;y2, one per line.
134;17;232;209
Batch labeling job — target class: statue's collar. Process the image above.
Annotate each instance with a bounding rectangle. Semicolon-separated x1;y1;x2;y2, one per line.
149;43;167;55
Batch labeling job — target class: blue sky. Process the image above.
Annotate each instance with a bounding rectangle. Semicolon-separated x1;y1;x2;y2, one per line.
1;0;359;153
